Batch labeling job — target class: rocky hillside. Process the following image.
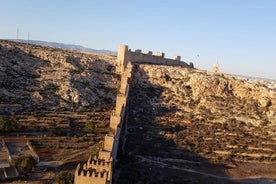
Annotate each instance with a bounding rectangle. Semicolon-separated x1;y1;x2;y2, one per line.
0;40;119;133
9;39;117;55
117;64;276;183
1;40;275;183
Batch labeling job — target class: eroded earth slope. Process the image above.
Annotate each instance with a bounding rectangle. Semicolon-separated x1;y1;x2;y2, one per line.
0;40;119;168
117;64;276;184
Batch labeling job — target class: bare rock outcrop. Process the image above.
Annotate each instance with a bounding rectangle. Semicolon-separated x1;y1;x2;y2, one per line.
0;40;118;110
0;40;119;132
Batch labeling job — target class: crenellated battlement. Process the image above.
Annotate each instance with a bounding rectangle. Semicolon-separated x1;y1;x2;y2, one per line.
110;113;121;132
87;156;112;167
76;156;112;172
131;47;167;58
116;44;193;74
88;155;111;163
78;170;108;179
75;156;112;183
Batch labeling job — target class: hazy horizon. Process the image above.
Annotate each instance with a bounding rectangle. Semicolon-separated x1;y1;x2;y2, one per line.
1;0;276;79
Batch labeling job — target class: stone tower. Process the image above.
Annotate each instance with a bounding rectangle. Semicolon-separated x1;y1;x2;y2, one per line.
116;45;129;74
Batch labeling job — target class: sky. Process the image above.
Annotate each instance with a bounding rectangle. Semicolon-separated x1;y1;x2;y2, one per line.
1;0;276;79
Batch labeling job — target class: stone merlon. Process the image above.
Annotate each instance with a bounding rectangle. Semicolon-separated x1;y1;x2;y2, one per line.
116;44;193;74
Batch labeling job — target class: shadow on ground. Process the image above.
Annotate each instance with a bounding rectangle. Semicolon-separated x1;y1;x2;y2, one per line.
115;64;275;184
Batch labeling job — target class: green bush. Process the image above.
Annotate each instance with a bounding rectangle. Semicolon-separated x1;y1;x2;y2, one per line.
84;121;96;132
52;127;67;136
12;155;37;172
54;171;74;184
0;116;17;132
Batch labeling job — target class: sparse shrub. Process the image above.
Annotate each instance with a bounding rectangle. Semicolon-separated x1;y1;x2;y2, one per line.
12;155;37;174
84;121;96;132
54;171;74;184
52;127;67;136
0;116;17;132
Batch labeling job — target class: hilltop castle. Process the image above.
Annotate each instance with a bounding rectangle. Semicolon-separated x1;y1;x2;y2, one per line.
74;45;193;184
116;45;193;73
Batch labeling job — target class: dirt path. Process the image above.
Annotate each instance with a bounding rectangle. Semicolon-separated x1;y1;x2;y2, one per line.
135;155;276;184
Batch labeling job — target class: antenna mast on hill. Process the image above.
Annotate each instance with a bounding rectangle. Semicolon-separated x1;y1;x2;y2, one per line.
27;32;31;53
16;28;19;40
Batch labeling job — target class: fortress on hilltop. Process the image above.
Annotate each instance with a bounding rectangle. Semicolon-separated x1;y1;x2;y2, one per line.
116;45;193;73
74;45;193;184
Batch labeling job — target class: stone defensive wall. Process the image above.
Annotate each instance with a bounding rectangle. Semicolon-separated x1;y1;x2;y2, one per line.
74;44;191;184
74;55;132;184
116;44;193;73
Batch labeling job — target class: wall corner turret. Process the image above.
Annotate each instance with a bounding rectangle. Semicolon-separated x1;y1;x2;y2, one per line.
116;44;129;74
